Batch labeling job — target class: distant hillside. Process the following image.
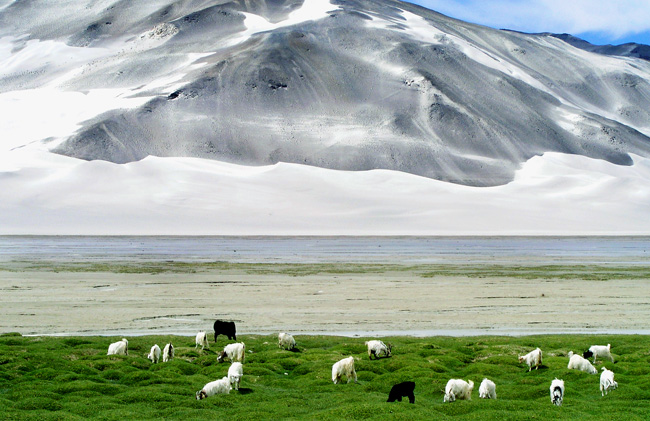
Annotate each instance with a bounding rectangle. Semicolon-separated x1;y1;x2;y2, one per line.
549;33;650;61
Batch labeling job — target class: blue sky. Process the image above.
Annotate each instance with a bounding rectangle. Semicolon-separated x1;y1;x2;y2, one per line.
407;0;650;45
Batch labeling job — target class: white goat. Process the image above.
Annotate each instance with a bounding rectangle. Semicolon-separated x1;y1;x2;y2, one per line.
228;362;243;391
195;377;231;400
365;340;392;359
568;351;598;374
600;367;618;396
518;347;542;371
217;342;246;363
107;338;128;356
195;331;209;350
162;343;174;362
278;332;296;350
147;344;161;363
479;378;496;399
550;378;564;406
443;379;474;403
332;356;357;384
588;344;614;363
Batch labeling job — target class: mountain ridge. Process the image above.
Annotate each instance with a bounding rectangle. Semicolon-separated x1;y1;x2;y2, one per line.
548;33;650;61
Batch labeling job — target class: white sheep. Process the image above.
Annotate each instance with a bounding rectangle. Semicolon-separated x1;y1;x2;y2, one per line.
278;332;296;350
107;338;128;356
195;377;231;400
228;362;243;390
217;342;246;363
588;344;614;363
444;379;474;402
365;340;392;359
332;356;357;384
479;378;496;399
550;378;564;406
568;351;598;374
162;343;174;362
600;367;618;396
147;344;161;363
195;331;209;351
518;347;542;371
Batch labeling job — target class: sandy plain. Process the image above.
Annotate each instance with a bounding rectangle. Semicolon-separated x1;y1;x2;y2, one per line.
1;260;649;337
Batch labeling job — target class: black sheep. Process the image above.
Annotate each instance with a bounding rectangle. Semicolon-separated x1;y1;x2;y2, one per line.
387;381;415;404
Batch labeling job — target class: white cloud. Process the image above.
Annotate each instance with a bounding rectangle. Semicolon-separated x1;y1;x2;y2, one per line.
415;0;650;41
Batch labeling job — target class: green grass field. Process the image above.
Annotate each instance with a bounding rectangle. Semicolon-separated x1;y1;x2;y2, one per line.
3;260;650;281
1;332;648;420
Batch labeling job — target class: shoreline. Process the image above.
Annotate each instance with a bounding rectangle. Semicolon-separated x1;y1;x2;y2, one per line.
2;260;649;337
20;328;650;338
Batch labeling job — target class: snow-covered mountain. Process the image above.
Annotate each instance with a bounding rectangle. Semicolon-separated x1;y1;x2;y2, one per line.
1;0;650;235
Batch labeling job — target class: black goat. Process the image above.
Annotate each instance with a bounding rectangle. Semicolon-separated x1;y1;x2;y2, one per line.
213;320;236;343
387;381;415;404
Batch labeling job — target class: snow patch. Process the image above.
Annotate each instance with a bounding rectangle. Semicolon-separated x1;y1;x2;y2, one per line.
224;0;339;47
0;34;210;151
0;36;109;80
1;150;648;235
0;89;151;151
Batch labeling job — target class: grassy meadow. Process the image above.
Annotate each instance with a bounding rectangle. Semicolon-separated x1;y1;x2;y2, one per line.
1;332;649;420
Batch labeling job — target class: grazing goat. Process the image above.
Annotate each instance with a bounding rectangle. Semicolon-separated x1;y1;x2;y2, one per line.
195;377;231;400
479;378;497;399
365;340;392;359
162;343;174;362
568;351;598;374
387;381;415;404
278;332;296;350
600;367;618;396
107;338;128;356
228;362;243;391
214;320;237;343
332;356;357;384
518;347;542;371
195;331;209;350
443;379;474;403
217;342;246;363
147;344;161;364
585;344;614;363
550;378;564;406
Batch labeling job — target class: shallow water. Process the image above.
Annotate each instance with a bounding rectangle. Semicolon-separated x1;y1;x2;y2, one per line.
1;236;649;264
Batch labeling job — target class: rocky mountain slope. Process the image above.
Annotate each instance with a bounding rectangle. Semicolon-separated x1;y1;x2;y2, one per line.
2;0;650;187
